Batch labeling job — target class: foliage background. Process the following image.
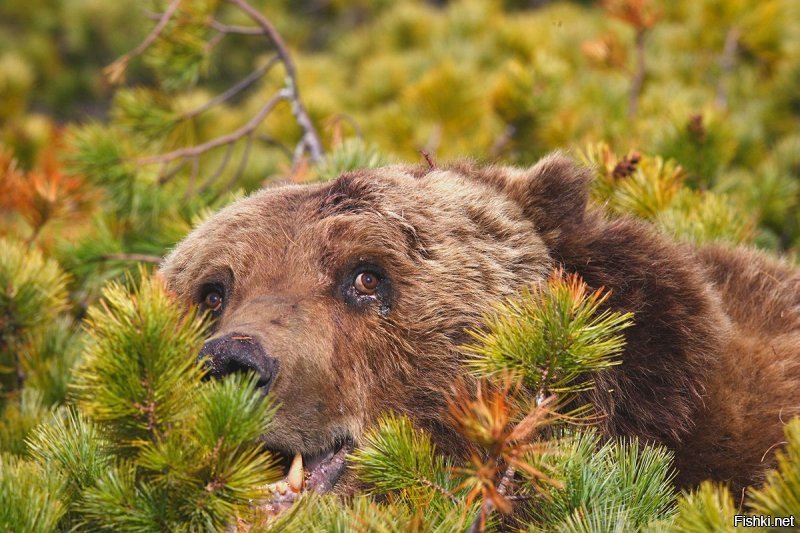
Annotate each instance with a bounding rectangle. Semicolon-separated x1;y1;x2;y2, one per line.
1;0;800;530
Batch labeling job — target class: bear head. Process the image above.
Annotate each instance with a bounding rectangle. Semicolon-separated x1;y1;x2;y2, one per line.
158;154;598;491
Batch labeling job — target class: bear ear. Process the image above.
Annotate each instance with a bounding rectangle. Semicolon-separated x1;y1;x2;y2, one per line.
521;152;591;228
506;152;592;244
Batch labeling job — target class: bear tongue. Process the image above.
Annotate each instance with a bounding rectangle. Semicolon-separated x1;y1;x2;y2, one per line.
305;444;350;493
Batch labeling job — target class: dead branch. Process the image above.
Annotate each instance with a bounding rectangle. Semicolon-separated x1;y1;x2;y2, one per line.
157;159;188;185
209;19;263;35
227;0;324;165
196;142;236;193
125;0;325;191
420;150;437;170
135;89;289;165
256;134;293;159
105;0;182;84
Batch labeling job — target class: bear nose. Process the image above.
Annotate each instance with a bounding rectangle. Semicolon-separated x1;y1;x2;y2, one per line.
198;333;278;393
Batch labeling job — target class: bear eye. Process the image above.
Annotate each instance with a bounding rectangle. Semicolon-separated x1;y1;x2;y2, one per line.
203;289;224;312
354;271;380;295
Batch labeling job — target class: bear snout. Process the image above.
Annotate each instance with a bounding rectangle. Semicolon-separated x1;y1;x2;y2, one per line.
198;333;279;393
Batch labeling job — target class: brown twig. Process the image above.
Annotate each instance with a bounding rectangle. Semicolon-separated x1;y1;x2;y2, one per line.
467;464;516;533
131;1;323;185
135;89;289;165
104;0;182;84
715;26;740;110
227;0;324;164
419;476;458;504
420;150;437;170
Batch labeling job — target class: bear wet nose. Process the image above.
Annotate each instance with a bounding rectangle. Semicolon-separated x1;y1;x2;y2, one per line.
198;333;278;393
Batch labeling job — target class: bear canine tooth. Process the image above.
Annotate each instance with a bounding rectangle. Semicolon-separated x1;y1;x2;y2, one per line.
287;453;303;493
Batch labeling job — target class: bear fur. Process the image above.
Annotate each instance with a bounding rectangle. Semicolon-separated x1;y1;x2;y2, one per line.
159;153;800;494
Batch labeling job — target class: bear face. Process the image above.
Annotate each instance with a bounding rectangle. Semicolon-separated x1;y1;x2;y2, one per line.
159;155;583;490
159;153;800;495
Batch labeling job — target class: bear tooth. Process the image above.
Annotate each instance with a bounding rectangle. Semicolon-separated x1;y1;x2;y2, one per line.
287;453;304;493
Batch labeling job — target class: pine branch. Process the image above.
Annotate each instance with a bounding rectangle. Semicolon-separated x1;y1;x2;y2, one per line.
180;55;280;120
117;1;325;192
104;0;183;85
134;89;289;165
227;0;324;165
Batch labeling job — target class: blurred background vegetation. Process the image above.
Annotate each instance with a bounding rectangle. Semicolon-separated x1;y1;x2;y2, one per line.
1;0;800;529
2;0;799;281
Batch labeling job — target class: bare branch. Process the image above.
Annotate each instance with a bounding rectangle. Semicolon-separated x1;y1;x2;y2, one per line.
104;0;182;84
182;55;280;119
420;150;437;170
135;89;289;165
227;0;324;163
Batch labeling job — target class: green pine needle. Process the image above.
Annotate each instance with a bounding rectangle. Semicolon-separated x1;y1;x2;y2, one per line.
0;238;70;398
0;388;51;455
350;413;456;500
748;418;800;519
464;273;633;394
77;464;167;532
19;318;83;407
26;407;112;503
672;481;740;533
72;269;208;453
0;453;66;533
314;138;392;182
528;430;676;529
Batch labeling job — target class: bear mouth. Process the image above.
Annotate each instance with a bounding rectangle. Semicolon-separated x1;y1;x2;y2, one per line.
262;440;353;513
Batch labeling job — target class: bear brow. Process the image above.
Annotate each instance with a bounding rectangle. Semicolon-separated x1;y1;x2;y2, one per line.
318;173;376;217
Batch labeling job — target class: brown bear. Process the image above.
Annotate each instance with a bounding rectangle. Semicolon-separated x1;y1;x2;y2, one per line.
158;153;800;496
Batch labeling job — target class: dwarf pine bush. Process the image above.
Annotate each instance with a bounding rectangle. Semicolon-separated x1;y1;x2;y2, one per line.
1;0;800;530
